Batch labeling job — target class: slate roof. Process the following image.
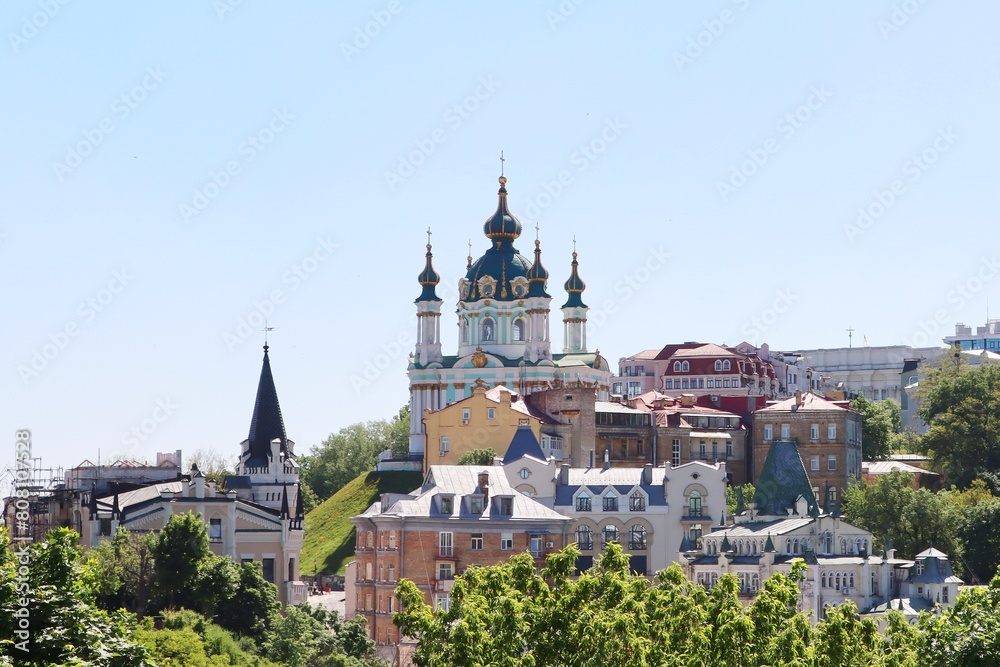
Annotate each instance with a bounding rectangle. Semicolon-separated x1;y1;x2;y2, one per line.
246;345;287;467
502;424;547;464
710;518;813;538
358;465;571;524
752;441;819;516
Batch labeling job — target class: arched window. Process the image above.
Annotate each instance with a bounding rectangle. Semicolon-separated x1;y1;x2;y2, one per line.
365;562;373;580
863;539;869;554
714;360;723;371
576;491;592;512
688;491;702;518
823;531;832;555
603;491;619;512
481;317;496;342
628;525;647;549
602;525;620;546
822;572;828;588
673;361;681;372
682;361;690;372
871;571;878;595
575;525;594;550
835;573;841;590
723;360;731;371
841;538;847;555
512;318;525;342
461;319;469;343
366;531;374;548
849;573;855;588
389;531;396;549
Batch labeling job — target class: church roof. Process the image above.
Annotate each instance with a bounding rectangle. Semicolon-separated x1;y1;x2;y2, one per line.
752;441;819;516
463;177;533;302
562;251;587;308
416;242;441;302
246;345;287;468
501;424;547;464
526;238;551;298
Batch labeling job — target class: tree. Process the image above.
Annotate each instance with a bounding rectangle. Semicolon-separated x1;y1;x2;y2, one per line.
842;471;960;560
187;448;237;485
916;358;1000;486
457;448;497;466
82;527;156;618
726;483;755;516
153;511;212;611
850;395;897;461
301;407;410;502
920;576;1000;667
264;604;377;667
954;498;1000;584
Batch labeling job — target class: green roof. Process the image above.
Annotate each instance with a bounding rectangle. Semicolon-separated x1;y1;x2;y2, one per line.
752;441;819;516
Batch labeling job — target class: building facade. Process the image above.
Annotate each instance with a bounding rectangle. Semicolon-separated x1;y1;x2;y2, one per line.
407;175;611;458
752;392;862;498
788;345;943;402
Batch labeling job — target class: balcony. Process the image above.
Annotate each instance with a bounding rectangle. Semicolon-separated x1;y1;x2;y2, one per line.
286;581;309;606
681;509;709;522
438;546;455;558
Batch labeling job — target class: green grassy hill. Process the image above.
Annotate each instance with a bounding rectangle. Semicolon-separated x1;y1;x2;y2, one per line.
301;470;423;576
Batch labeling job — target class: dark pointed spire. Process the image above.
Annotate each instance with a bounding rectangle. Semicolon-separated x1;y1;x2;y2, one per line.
416;229;442;303
483;175;523;240
111;491;120;521
280;483;290;520
247;345;287;467
823;482;831;515
293;482;305;530
764;534;775;552
562;246;587;308
88;483;98;520
720;535;732;552
679;534;694;552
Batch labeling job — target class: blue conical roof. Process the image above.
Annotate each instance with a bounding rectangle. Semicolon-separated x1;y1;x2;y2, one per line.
502;424;546;464
416;243;442;302
562;251;587;308
246;345;287;467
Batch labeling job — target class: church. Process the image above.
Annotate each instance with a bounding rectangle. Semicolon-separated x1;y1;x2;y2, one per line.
407;174;612;457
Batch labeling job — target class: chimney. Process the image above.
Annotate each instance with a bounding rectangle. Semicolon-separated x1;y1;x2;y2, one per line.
642;463;652;485
603;449;610;470
679;393;694;407
559;464;569;485
795;390;802;406
478;471;490;505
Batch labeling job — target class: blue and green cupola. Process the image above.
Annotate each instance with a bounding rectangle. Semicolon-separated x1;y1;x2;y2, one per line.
526;238;550;298
416;242;441;302
462;176;533;302
562;251;587;308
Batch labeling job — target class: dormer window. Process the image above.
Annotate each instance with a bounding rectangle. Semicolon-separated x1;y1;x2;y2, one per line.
715;360;723;371
673;361;681;372
470;496;484;514
440;496;454;514
723;360;731;371
497;497;513;515
576;491;592;512
915;561;925;576
682;361;690;372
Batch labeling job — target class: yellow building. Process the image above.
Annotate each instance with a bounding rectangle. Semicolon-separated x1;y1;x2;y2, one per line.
423;380;550;471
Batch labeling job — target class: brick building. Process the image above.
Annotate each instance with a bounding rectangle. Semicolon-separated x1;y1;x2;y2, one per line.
752;392;863;502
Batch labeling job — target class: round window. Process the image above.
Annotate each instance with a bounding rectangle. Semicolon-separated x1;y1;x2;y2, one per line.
519;468;530;479
482;284;494;296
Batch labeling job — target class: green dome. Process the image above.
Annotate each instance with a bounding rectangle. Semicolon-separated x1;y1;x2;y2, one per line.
483;176;523;239
463;177;534;302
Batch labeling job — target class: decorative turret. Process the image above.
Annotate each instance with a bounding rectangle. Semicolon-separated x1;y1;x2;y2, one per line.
414;230;444;366
561;244;589;354
483;176;523;240
523;230;553;363
526;238;550;298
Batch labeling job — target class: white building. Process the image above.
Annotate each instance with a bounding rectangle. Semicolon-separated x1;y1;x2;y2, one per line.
788;345;943;402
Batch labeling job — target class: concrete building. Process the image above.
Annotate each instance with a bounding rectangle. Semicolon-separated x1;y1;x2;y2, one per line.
944;320;1000;351
753;392;863;500
788;345;943;403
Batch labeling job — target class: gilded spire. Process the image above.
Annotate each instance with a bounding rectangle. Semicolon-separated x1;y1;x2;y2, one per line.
483;175;522;240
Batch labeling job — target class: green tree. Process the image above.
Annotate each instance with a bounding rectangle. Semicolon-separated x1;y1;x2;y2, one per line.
457;448;498;465
212;559;280;643
850;394;897;461
82;527;156;618
920;576;1000;667
916;358;1000;486
153;511;212;611
954;498;1000;584
726;483;755;516
264;604;376;667
842;471;960;560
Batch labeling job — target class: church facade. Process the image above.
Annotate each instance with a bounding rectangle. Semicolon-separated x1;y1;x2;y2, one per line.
407;175;611;457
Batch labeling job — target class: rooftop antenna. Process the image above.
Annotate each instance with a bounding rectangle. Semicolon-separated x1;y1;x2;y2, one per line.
846;326;855;349
263;320;278;348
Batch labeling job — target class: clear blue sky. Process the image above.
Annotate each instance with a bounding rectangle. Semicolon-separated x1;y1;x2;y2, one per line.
2;1;998;476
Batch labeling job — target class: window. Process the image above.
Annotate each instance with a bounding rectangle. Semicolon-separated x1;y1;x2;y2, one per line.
715;378;722;388
682;361;689;372
688;491;702;517
440;436;450;454
602;525;619;546
462;409;470;424
512;318;525;342
943;586;949;603
440;496;453;514
481;317;496;341
682;378;689;389
435;595;450;611
366;531;374;548
810;424;819;440
811;456;820;472
501;532;513;550
828;456;838;471
262;558;275;583
603;492;619;512
388;564;396;581
628;525;647;549
672;439;681;466
723;379;730;388
209;518;222;542
471;533;483;550
723;360;731;371
673;361;681;372
780;424;790;439
470;496;483;514
726;441;733;458
437;563;453;580
389;531;396;549
764;424;773;441
715;360;723;371
828;424;837;440
461;319;469;343
698;378;705;388
629;491;645;512
576;492;591;512
365;562;373;580
689;525;703;546
519;467;530;479
439;532;453;557
530;536;543;558
699;442;706;459
830;487;837;502
499;497;513;515
576;525;594;550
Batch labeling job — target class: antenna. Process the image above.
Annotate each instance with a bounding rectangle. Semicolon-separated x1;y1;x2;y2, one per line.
263;320;278;346
846;326;855;349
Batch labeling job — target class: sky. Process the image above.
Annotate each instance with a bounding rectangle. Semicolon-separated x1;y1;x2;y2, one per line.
2;1;999;479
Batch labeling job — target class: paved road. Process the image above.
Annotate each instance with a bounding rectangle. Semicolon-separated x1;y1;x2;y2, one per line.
308;590;346;617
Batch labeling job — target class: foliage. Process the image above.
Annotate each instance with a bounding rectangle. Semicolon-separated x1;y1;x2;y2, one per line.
394;541;924;666
850;395;900;461
300;405;411;503
264;604;377;667
153;511;212;611
137;609;281;667
82;527;157;618
0;528;150;666
953;498;1000;584
920;576;1000;667
301;470;423;576
726;483;755;516
457;448;498;466
842;471;959;560
188;448;238;485
916;358;1000;486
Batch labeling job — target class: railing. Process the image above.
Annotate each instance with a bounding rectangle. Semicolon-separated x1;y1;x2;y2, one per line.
438;546;453;558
